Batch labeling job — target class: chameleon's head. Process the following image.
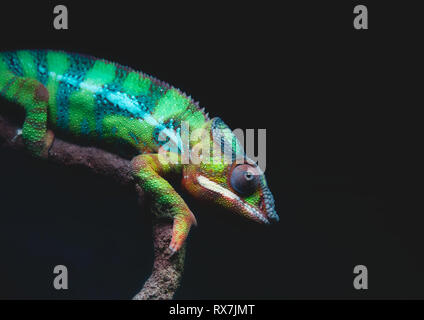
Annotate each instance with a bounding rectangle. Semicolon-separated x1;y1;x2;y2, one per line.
182;118;279;224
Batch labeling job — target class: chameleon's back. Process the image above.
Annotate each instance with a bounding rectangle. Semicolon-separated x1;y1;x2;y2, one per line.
0;50;208;158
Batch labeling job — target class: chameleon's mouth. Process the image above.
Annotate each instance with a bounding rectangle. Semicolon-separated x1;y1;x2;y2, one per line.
245;193;279;224
236;186;278;224
195;175;279;224
238;198;270;224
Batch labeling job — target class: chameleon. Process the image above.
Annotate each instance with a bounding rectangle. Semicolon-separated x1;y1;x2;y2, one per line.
0;50;278;253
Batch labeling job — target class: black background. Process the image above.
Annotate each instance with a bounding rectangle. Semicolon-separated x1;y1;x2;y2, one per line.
0;1;422;299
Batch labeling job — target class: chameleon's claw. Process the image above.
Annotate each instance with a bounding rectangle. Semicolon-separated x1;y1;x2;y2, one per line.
11;128;22;142
168;244;178;256
169;238;183;255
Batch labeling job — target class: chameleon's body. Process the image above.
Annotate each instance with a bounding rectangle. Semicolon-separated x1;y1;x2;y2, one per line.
0;50;278;252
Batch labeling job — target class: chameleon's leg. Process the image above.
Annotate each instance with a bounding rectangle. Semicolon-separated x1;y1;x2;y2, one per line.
7;77;54;158
131;153;197;253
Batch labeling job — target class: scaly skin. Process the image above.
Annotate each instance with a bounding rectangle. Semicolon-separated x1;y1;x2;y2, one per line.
0;50;279;252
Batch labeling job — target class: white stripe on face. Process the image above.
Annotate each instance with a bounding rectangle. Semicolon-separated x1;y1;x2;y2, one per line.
196;175;270;224
197;175;240;201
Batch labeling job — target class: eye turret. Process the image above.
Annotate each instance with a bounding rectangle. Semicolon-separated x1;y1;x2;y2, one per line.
230;164;259;195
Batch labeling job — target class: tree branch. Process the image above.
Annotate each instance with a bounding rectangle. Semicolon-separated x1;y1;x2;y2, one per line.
0;113;185;300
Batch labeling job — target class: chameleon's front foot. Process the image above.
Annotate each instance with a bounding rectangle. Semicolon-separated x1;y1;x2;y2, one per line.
131;154;197;254
169;211;197;254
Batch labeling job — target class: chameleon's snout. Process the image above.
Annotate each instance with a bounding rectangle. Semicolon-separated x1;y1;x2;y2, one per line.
183;167;279;225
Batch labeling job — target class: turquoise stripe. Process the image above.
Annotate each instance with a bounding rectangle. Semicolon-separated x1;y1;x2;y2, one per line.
33;50;49;85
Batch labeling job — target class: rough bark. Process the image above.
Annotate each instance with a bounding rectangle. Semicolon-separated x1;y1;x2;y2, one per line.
0;113;185;300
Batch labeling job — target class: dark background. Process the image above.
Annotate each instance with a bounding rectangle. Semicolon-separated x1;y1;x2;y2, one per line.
0;1;422;299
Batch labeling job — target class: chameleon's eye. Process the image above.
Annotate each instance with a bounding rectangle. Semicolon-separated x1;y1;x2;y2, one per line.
230;164;259;195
